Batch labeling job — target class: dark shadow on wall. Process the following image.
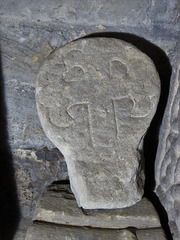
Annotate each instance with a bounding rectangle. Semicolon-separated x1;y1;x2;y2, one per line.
82;32;172;239
0;47;21;239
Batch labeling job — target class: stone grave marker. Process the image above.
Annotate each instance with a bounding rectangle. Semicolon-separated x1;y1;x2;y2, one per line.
36;38;160;209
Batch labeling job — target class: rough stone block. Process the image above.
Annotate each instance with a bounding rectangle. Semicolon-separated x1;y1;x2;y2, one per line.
25;223;138;240
33;183;161;229
25;222;167;240
36;38;160;209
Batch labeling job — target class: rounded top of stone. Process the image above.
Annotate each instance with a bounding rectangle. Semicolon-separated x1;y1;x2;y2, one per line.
36;37;160;150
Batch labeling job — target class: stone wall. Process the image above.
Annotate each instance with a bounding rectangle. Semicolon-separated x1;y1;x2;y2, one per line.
155;38;180;240
0;0;179;239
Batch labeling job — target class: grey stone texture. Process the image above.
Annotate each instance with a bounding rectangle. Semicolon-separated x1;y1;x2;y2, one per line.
36;37;160;209
25;223;167;240
33;183;161;229
25;223;138;240
155;39;180;240
25;183;166;240
136;229;167;240
14;148;67;207
0;0;178;150
25;184;166;240
0;0;179;238
25;224;165;240
14;148;68;240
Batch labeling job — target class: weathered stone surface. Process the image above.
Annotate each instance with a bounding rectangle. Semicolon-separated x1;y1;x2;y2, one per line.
13;148;68;240
25;223;138;240
0;0;178;150
0;0;179;238
155;38;180;240
33;183;161;229
25;222;166;240
14;148;68;206
136;228;167;240
36;37;160;209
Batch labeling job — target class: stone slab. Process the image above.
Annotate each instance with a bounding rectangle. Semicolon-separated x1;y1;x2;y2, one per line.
136;228;167;240
33;183;161;229
25;222;166;240
25;223;138;240
36;37;160;209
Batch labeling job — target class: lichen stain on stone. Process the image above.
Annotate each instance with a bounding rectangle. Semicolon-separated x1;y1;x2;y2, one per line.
96;25;106;30
45;45;49;51
68;7;76;14
36;209;57;223
152;0;155;7
32;55;39;63
13;149;43;163
44;45;56;58
79;30;86;38
15;163;33;206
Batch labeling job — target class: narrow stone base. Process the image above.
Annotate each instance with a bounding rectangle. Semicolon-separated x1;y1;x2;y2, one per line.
25;183;167;240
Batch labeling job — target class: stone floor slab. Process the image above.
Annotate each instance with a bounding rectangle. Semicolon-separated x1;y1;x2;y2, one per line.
33;183;161;229
136;228;167;240
25;222;138;240
25;222;167;240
